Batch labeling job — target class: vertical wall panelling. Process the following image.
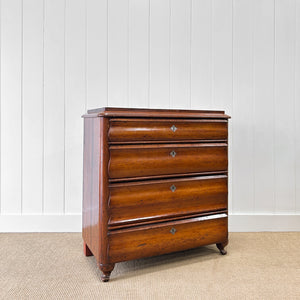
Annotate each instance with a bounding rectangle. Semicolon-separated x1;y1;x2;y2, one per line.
0;0;300;231
86;0;107;109
0;0;1;214
232;0;254;213
212;0;233;213
190;0;212;109
274;0;296;213
22;0;44;214
0;0;22;214
108;0;129;107
65;0;86;214
149;0;170;108
296;0;300;213
170;0;191;109
213;0;233;110
128;0;149;108
253;0;275;213
43;0;65;214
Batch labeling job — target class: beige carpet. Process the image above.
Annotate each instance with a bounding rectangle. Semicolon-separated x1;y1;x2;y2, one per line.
0;233;299;300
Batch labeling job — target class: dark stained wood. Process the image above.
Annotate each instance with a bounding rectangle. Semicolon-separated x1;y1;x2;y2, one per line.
109;139;228;145
83;242;93;256
98;117;110;273
109;170;227;183
109;175;228;227
216;240;229;255
82;117;112;279
109;118;228;142
108;209;228;230
98;263;115;282
83;107;231;119
109;143;228;179
82;107;230;282
108;215;228;263
82;117;101;261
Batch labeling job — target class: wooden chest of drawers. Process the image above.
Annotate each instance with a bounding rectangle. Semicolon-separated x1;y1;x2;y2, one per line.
82;107;230;282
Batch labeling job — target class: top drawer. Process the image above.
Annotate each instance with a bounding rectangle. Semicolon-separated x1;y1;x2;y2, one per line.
108;118;228;143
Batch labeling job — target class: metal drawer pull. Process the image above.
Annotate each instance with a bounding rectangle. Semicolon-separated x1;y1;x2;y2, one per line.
170;185;176;192
170;228;176;234
170;125;177;132
170;150;176;157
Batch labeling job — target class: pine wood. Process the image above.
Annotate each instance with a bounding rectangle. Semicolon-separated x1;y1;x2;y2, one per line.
82;107;230;282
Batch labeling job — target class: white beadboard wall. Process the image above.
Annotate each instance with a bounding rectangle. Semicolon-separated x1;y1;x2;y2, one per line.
0;0;299;232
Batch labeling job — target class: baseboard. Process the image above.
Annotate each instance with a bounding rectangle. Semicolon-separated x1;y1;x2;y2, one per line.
0;214;299;232
229;214;300;232
0;214;82;232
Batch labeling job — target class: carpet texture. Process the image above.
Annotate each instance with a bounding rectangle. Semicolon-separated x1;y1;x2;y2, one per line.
0;232;299;300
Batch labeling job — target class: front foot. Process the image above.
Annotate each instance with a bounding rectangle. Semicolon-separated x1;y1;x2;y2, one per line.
99;263;115;282
216;242;228;255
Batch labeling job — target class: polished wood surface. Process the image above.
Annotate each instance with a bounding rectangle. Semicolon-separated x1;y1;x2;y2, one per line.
109;175;228;227
82;107;230;281
216;242;228;255
109;215;228;263
84;107;231;119
109;143;227;179
109;170;227;183
83;242;93;257
82;117;101;262
109;118;228;142
97;117;111;272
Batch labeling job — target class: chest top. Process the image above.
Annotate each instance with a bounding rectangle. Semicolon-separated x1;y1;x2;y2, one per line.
82;107;231;119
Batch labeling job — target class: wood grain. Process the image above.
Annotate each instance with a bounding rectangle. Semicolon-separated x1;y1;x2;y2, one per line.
109;143;228;179
109;175;228;227
109;118;228;142
82;117;101;261
85;107;231;119
82;108;230;281
108;215;228;263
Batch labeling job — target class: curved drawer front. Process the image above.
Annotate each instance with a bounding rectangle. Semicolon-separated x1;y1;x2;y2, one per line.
109;119;228;142
108;214;228;263
109;175;227;227
109;143;227;179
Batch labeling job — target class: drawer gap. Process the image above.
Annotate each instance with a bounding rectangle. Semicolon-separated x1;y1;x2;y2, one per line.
109;171;228;184
108;210;228;232
109;212;228;234
109;173;227;187
109;139;228;145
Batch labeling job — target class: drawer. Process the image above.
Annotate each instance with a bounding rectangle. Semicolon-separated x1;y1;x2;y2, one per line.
109;118;228;143
108;213;228;263
109;175;227;228
109;143;227;180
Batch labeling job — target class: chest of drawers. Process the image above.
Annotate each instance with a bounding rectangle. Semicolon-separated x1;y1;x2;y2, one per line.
82;107;230;282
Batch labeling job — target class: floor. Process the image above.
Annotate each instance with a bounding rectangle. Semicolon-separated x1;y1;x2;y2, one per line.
0;232;299;300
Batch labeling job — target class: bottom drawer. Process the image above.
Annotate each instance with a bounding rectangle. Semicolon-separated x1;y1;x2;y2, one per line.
108;213;228;263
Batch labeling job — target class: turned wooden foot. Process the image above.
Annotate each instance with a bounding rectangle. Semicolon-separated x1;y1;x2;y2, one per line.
83;242;93;256
99;263;115;282
216;241;228;255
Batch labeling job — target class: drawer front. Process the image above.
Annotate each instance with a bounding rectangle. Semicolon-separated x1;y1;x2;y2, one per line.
109;118;228;142
108;214;228;263
109;143;227;179
109;175;227;227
